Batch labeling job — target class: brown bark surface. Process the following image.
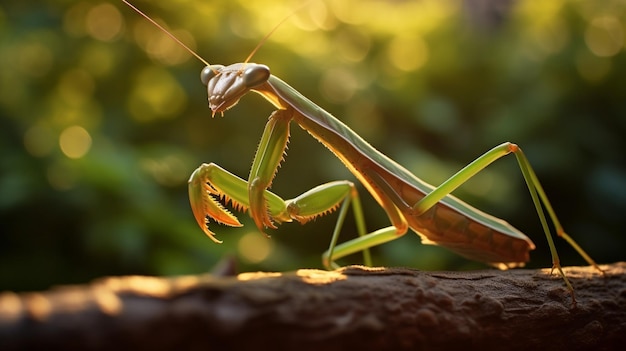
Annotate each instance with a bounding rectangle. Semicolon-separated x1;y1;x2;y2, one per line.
1;263;624;351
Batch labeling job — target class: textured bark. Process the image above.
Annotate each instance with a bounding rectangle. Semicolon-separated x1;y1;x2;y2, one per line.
0;263;625;351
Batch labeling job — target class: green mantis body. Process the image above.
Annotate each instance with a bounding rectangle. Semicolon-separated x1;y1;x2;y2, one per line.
124;1;602;305
188;62;601;300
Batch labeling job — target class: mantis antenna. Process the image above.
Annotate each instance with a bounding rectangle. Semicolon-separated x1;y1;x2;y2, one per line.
123;0;305;69
122;0;212;68
243;8;302;64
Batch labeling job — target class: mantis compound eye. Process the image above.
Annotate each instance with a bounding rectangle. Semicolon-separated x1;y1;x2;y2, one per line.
201;65;224;86
242;64;270;88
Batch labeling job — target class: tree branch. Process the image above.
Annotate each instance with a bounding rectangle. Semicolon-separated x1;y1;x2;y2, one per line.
1;263;624;350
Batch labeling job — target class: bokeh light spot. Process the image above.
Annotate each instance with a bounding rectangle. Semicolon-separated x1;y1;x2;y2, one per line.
334;28;371;63
387;35;429;72
86;3;123;42
146;29;197;66
585;16;623;57
238;232;272;264
319;67;359;103
133;19;198;66
128;67;187;122
59;126;92;159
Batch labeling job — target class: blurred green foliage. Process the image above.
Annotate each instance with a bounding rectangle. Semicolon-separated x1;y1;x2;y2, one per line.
1;0;624;291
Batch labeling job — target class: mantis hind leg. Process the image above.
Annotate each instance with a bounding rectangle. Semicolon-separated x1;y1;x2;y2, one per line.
412;142;602;305
511;144;603;303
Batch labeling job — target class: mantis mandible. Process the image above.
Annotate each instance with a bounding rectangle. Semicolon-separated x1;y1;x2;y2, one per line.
124;1;603;305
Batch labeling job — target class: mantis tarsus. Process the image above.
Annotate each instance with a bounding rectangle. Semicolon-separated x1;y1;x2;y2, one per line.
124;0;603;305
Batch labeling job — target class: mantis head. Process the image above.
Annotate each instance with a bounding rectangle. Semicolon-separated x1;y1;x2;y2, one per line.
201;63;271;114
123;0;283;115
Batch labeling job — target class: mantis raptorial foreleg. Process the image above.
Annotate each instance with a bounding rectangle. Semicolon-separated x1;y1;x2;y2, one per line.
189;164;372;263
189;108;372;265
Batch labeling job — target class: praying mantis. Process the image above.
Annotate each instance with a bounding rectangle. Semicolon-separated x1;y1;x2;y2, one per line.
123;1;603;304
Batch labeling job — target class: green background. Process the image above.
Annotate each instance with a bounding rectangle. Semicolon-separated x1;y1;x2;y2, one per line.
1;0;624;292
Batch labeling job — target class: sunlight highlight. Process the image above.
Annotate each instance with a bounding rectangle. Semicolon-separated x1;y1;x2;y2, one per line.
0;292;23;323
92;287;123;316
237;272;282;281
103;276;173;298
296;269;347;285
24;293;51;321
